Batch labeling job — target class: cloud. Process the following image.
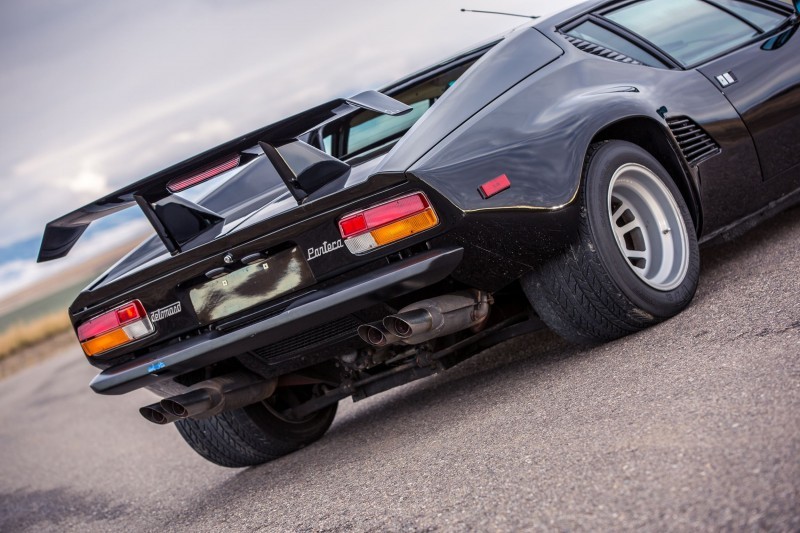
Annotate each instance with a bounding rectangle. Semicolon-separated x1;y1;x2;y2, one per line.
66;157;109;195
0;218;151;304
169;119;234;146
0;0;581;252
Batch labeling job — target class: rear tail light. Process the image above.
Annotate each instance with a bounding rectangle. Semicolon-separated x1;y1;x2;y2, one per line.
77;300;154;356
338;192;439;254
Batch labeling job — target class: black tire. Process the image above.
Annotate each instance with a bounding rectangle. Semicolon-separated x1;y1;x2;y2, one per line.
522;140;700;345
175;386;337;468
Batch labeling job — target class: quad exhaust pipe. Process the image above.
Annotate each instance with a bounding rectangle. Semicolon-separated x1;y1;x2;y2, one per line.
139;402;182;425
356;323;402;347
144;292;490;423
359;290;491;347
139;371;276;425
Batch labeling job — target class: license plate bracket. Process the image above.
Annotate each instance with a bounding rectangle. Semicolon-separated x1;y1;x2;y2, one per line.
190;246;314;323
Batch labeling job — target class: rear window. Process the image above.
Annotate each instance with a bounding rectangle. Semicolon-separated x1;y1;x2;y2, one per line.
605;0;760;66
346;100;429;154
323;59;477;160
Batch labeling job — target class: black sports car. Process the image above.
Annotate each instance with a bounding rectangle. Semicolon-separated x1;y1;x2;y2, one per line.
39;0;800;467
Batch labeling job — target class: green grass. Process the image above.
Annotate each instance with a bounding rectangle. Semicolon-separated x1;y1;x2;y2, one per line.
0;277;98;360
0;277;95;336
0;311;73;361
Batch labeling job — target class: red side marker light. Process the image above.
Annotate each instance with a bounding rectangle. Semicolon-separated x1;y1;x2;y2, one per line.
479;174;511;199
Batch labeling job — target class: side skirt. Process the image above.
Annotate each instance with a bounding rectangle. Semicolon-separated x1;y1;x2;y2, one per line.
699;184;800;246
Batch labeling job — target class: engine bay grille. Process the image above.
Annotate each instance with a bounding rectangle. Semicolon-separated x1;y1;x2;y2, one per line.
251;315;362;362
667;117;721;165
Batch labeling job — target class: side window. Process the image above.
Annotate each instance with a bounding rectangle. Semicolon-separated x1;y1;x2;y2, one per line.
566;21;668;67
605;0;760;67
711;0;788;32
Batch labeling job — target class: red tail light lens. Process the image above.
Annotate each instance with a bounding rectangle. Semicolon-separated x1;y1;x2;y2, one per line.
362;195;428;230
167;155;241;193
76;312;120;342
77;300;154;356
338;213;368;238
116;301;145;324
338;192;438;254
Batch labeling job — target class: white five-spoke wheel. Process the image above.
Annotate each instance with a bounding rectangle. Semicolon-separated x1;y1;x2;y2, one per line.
608;163;690;292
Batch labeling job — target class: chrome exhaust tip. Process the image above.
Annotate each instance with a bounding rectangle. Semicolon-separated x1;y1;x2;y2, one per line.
159;399;188;418
358;324;387;346
143;372;277;423
383;309;432;339
358;324;402;347
139;402;181;425
160;389;213;419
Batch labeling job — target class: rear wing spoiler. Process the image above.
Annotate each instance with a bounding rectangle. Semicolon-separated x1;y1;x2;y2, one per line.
37;90;411;262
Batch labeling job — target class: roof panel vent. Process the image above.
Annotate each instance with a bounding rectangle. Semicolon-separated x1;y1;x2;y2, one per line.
666;117;721;165
562;34;643;65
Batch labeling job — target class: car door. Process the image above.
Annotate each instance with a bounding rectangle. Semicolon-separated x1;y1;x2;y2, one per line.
604;0;800;182
697;3;800;181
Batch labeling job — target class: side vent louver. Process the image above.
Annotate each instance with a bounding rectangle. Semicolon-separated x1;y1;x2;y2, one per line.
562;35;643;65
667;117;721;165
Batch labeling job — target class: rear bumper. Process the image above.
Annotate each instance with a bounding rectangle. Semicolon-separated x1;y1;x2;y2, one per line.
90;246;464;395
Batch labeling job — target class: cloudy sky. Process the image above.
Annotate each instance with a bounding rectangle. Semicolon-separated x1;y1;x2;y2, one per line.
0;0;580;298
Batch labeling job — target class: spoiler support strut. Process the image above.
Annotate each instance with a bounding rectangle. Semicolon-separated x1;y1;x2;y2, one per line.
37;90;411;262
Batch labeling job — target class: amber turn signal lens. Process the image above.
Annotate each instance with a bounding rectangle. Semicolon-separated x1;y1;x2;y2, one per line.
340;192;439;254
77;299;154;356
81;328;132;356
371;209;439;245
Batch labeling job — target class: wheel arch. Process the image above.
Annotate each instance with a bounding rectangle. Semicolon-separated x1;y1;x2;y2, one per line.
589;116;703;235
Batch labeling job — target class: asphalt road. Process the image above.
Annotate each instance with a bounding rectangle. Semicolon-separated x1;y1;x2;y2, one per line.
1;207;799;532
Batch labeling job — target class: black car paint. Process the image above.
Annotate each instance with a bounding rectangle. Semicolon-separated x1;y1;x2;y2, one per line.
699;24;800;181
376;28;565;174
36;91;415;262
58;0;800;392
89;247;465;394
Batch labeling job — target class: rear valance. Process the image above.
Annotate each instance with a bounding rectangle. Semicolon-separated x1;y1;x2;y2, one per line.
37;91;411;262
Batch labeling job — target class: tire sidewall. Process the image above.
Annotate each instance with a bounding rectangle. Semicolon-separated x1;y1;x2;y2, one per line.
583;141;699;318
245;397;337;443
